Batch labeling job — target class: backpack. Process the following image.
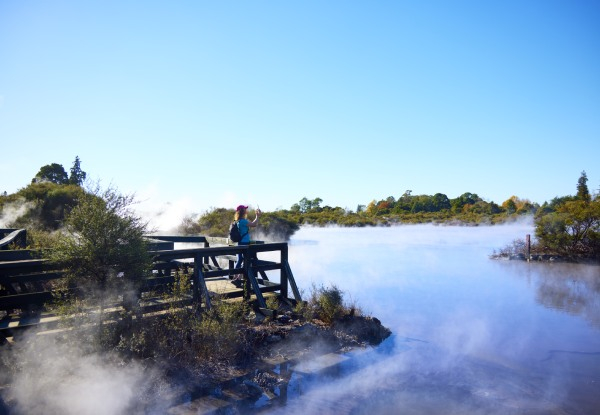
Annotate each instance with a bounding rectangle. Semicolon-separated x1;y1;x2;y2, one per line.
228;220;245;243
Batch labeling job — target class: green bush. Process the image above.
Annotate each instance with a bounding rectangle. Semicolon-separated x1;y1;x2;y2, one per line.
2;182;84;230
303;283;352;325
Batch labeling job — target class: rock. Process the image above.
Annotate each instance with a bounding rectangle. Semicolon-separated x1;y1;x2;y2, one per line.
266;335;282;343
242;379;263;397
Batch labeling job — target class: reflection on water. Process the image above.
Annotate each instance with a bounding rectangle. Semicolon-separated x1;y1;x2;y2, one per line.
262;224;600;415
533;263;600;328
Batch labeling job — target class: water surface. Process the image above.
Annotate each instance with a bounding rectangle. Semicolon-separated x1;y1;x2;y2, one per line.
265;223;600;415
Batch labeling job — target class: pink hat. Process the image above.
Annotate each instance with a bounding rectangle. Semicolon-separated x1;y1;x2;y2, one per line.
236;205;248;211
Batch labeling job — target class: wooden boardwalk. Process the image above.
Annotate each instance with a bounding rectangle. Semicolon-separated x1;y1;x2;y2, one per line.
0;232;302;341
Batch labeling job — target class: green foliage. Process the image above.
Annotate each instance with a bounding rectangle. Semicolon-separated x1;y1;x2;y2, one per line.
303;283;351;325
30;158;87;187
193;207;232;236
117;269;252;365
535;199;600;258
257;212;300;241
50;185;152;312
32;163;69;184
6;182;85;230
177;207;235;237
25;228;62;251
179;207;300;242
265;295;280;311
291;197;323;213
68;156;87;186
531;170;600;260
577;170;591;202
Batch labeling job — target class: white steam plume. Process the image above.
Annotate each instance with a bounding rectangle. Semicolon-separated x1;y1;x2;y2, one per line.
0;198;35;228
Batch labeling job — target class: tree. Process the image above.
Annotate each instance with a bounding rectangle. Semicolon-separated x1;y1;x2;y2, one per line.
431;193;451;211
502;196;533;214
298;197;311;213
577;170;591;202
51;185;152;317
393;190;413;212
292;197;323;213
535;199;600;257
366;200;378;215
451;192;481;213
32;163;68;184
410;195;433;213
68;156;87;186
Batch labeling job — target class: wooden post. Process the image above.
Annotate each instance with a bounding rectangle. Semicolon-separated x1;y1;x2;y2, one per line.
281;244;302;302
526;234;531;261
244;246;267;308
193;254;211;310
280;245;289;299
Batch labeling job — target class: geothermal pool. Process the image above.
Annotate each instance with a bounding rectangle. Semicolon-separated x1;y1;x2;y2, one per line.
264;223;600;415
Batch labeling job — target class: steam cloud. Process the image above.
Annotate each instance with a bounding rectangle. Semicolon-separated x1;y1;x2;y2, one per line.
0;199;35;228
2;332;157;415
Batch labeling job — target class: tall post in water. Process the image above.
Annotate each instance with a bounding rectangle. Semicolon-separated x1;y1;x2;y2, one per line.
526;234;531;261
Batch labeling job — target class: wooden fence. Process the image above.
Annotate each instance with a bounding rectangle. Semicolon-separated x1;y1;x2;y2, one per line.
0;233;301;340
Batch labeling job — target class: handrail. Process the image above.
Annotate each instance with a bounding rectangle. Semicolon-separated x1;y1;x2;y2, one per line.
149;242;302;308
1;237;302;331
0;229;27;249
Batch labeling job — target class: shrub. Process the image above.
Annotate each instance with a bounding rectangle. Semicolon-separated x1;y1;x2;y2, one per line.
303;283;351;325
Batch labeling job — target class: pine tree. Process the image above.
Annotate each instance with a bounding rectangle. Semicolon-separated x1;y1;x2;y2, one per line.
576;170;591;202
69;156;87;186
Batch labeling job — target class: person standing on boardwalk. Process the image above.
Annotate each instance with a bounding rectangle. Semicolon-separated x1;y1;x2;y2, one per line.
233;205;261;274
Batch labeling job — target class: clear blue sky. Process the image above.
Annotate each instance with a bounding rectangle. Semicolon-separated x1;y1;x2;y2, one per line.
1;1;599;229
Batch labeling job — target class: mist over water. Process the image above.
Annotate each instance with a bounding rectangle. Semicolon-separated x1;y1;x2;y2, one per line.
266;222;600;415
3;222;598;414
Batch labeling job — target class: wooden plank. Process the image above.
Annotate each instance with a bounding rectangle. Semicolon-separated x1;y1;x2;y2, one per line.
0;259;46;269
145;238;175;251
149;235;209;244
0;271;64;285
283;260;302;302
205;278;243;296
0;259;49;276
0;312;61;331
194;256;212;310
0;291;54;309
205;236;230;245
201;269;232;279
0;250;34;261
246;268;266;309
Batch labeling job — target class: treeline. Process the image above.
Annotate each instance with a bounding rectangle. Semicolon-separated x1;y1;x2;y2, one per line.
2;162;598;261
184;172;599;262
179;192;539;239
281;191;536;226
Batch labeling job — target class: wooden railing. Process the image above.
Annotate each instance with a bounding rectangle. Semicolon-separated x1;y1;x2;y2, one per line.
0;229;27;250
0;235;302;339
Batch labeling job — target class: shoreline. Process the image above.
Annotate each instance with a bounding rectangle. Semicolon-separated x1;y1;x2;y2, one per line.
165;313;392;413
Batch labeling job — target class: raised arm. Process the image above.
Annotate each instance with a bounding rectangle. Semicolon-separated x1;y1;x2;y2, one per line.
248;208;261;228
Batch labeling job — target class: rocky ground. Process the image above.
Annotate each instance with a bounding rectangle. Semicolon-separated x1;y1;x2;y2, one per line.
167;312;392;413
0;308;392;414
253;313;391;363
197;310;392;385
